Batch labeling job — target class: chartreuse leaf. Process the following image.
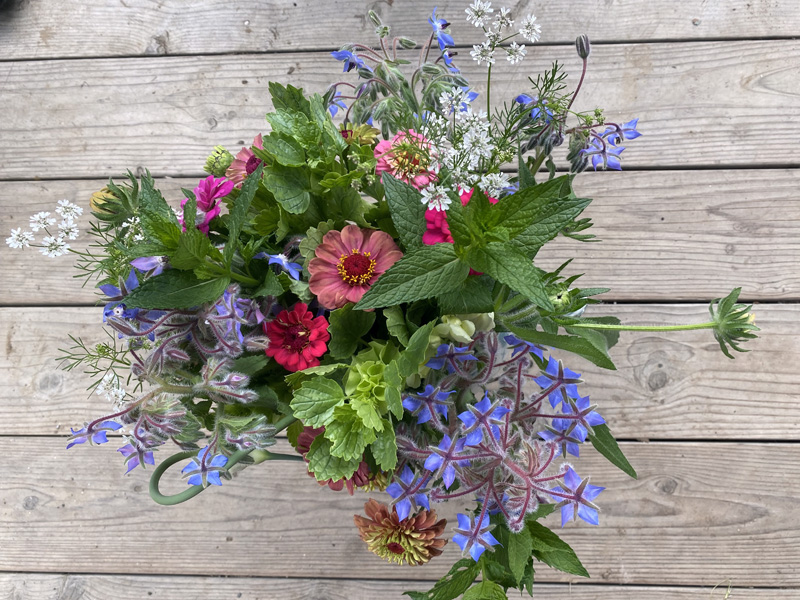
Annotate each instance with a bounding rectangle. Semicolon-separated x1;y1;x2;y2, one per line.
463;581;508;600
306;435;360;482
289;377;345;427
263;164;311;214
355;244;470;310
225;164;263;264
404;558;481;600
268;81;311;116
370;421;397;471
323;404;376;461
327;303;377;359
383;174;426;250
506;324;616;370
466;243;553;311
397;321;435;378
349;393;384;432
284;363;348;388
588;423;637;478
384;306;410;346
527;521;589;578
383;361;404;420
257;133;306;167
123;269;230;309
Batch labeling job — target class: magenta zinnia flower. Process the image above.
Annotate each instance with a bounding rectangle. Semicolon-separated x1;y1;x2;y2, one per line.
226;133;264;186
308;224;403;310
374;129;437;190
180;175;234;234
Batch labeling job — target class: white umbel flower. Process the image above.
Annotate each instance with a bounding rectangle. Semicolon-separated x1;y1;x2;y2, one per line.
480;172;511;198
465;0;494;27
40;235;70;257
420;183;453;212
5;228;34;249
55;199;84;221
438;87;467;115
494;7;514;30
29;211;56;232
519;14;542;43
470;41;495;66
58;220;80;240
505;41;527;64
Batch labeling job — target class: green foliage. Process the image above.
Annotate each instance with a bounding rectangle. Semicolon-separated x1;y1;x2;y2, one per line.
505;324;616;370
466;244;553;311
527;521;590;578
436;275;494;314
224;164;263;264
323;404;377;460
263;164;312;214
328;304;377;359
383;306;410;346
383;173;427;251
404;559;481;600
709;287;760;359
463;581;507;600
355;244;470;310
251;270;284;298
124;270;231;310
371;422;398;471
289;377;345;427
588;423;637;478
171;226;213;270
306;435;360;482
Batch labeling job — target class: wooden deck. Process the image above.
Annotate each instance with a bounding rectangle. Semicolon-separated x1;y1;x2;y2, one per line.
1;1;798;598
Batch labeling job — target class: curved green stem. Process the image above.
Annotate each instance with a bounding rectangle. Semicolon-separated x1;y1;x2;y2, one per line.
566;321;716;332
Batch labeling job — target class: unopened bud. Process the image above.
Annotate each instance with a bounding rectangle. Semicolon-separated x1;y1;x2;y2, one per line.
368;10;382;27
356;67;374;80
421;63;443;76
203;145;234;177
398;37;417;49
375;25;390;38
576;34;591;59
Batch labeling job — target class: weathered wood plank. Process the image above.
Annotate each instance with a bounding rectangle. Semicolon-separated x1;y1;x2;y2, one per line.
2;169;799;305
0;573;782;600
1;41;799;179
0;304;790;439
0;0;795;61
1;438;798;586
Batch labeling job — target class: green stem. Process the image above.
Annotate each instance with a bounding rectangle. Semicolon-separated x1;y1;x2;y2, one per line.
228;270;259;286
149;415;300;506
566;321;716;333
486;63;493;121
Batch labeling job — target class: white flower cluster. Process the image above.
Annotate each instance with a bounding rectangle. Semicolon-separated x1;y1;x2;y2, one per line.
465;2;539;68
120;216;145;244
5;199;83;257
95;371;127;407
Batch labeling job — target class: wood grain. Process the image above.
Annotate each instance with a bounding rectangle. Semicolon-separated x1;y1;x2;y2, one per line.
1;41;799;180
0;0;795;61
0;304;790;439
1;437;798;587
2;169;799;305
0;573;783;600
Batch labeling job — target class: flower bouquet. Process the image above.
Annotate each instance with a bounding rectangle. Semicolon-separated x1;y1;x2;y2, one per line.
7;3;759;598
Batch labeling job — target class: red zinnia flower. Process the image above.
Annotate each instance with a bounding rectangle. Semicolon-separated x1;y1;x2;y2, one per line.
264;302;330;372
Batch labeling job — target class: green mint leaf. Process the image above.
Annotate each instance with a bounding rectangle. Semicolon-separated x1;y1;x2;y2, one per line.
518;149;536;190
284;363;348;388
231;354;269;376
257;133;306;168
463;580;508;600
445;192;471;248
396;321;435;379
268;82;311;117
252;270;284;298
328;303;376;360
467;243;553;311
298;220;335;269
355;244;470;310
171;227;213;270
265;109;320;147
436;275;494;314
527;521;590;578
588;423;637;478
384;306;410;346
323;404;376;461
225;165;263;264
404;558;481;600
123;270;230;309
139;210;181;251
310;93;348;152
383;173;426;251
494;175;578;238
139;173;179;225
289;377;345;427
505;324;616;370
370;421;398;471
263;164;311;214
306;435;360;482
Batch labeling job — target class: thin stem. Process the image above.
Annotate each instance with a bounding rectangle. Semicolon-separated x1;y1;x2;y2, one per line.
566;57;588;112
566;321;717;333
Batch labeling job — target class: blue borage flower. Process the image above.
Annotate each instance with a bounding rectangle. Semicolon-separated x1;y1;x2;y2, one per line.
117;441;155;474
441;49;459;73
453;513;500;561
327;91;348;117
581;137;625;170
603;118;641;145
503;333;544;359
402;384;455;424
457;391;510;446
550;467;605;527
385;466;431;520
254;252;303;281
429;7;455;51
130;255;167;277
330;49;371;73
515;94;554;123
182;446;229;487
66;420;122;449
423;434;471;489
99;270;139;322
531;356;582;407
425;343;478;372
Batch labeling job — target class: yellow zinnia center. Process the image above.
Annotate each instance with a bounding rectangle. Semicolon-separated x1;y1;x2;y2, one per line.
337;249;376;286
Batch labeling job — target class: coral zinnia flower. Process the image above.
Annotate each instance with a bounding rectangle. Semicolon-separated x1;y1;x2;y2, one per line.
295;426;373;494
354;499;447;566
374;129;437;190
308;224;402;310
264;302;330;372
226;134;264;186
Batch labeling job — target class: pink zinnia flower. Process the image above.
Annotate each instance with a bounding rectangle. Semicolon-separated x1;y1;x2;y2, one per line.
374;129;437;190
180;175;234;234
264;302;330;372
308;224;403;310
226;134;264;186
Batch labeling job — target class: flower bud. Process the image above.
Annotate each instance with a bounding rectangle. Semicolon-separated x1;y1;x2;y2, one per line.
398;37;417;49
90;187;117;215
368;10;382;27
375;25;391;38
203;145;234;177
576;34;591;59
357;67;374;80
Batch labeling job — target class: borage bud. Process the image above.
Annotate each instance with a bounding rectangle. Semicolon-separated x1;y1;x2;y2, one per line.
576;34;591;59
398;37;417;49
376;25;391;38
368;10;382;27
421;63;443;76
357;67;374;80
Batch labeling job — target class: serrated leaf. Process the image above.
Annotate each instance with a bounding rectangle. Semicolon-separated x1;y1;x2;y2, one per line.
289;377;346;427
445;192;471;247
139;210;181;250
232;354;269;376
323;404;376;461
252;270;284;298
298;220;336;269
139;173;179;225
253;206;280;236
349;394;384;431
494;175;580;240
258;133;306;167
518;149;536;190
384;306;410;346
225;164;262;264
509;194;592;258
397;321;435;379
284;363;348;388
383;361;404;420
328;304;376;359
355;244;470;310
505;324;616;370
123;270;230;309
588;423;637;478
467;243;553;311
269;82;311;116
265;109;319;146
383;174;426;251
463;580;508;600
306;435;360;482
286;419;304;448
436;275;494;314
527;521;589;578
171;227;212;270
263;165;311;214
404;558;481;600
371;422;397;471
